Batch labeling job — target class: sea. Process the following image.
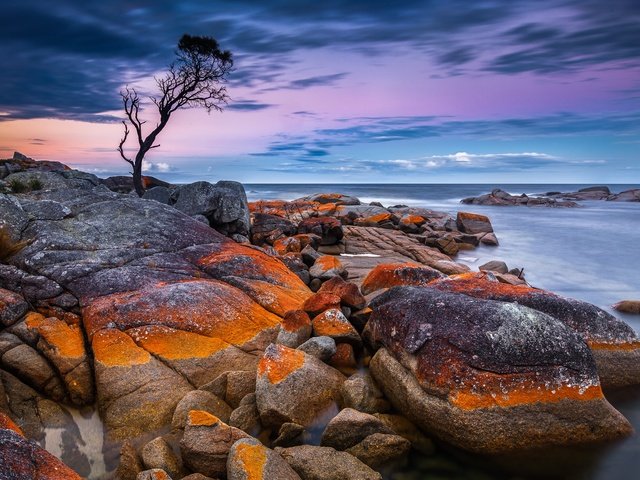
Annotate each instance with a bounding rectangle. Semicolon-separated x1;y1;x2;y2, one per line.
244;183;640;480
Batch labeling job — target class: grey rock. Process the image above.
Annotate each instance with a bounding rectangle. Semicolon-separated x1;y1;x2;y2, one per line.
345;433;411;469
321;408;393;450
143;186;171;204
114;440;143;480
341;372;390;414
141;436;183;478
172;390;232;429
273;422;305;448
276;445;382;480
478;260;509;274
229;393;261;436
297;336;337;361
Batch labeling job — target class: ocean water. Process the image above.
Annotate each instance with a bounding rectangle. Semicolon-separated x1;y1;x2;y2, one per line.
246;183;640;479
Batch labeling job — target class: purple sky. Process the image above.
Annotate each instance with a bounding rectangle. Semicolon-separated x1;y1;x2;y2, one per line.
0;0;639;183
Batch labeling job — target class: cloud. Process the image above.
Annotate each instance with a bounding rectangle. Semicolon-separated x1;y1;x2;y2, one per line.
142;160;173;172
226;99;274;111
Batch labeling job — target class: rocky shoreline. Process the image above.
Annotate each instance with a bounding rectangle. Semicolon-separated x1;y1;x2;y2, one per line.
461;186;640;207
1;153;640;479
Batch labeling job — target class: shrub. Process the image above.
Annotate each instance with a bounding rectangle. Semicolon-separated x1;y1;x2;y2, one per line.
8;179;27;193
28;178;43;191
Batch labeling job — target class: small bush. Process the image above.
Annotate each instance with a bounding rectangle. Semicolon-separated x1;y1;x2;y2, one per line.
28;178;43;191
8;179;27;193
0;226;28;261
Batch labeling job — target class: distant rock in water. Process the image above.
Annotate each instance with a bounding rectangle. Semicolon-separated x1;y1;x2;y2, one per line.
613;300;640;314
462;186;640;206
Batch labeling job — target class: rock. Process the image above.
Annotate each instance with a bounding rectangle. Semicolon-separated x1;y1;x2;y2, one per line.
0;288;28;327
321;408;393;450
229;393;261;436
0;412;83;479
456;212;493;234
309;278;322;292
227;437;302;480
317;276;366;310
345;433;411;469
579;186;611;194
299;193;361;205
373;413;434;455
255;344;345;429
5;170;102;191
479;232;499;246
276;310;312;348
461;189;579;207
429;272;640;388
329;343;358;375
298;217;344;246
301;244;321;266
142;186;171;204
281;253;310;285
608;189;640;202
312;309;361;347
341;372;390;414
172;390;232;429
251;213;297;246
367;287;632;454
478;260;508;274
141;436;183;478
360;262;445;295
613;300;640;314
273;422;305;448
201;371;257;409
309;256;346;280
181;475;217;480
103;175;171;194
276;445;382;480
297;336;337;361
180;411;251;478
115;440;144;480
137;469;173;480
302;292;342;317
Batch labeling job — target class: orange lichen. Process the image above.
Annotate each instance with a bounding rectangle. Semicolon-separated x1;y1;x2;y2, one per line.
0;412;23;435
226;277;312;317
400;215;425;225
257;344;305;384
314;255;343;270
83;279;281;348
188;410;220;427
235;442;267;480
25;315;86;359
428;272;534;298
126;325;232;360
588;341;640;351
313;309;356;337
361;262;441;295
365;213;393;224
281;310;311;332
451;384;603;410
303;292;342;316
317;203;337;215
92;329;151;367
329;343;357;371
273;236;301;255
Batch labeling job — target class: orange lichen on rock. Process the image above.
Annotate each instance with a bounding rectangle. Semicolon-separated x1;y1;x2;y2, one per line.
25;315;86;359
314;255;343;270
451;384;603;410
313;309;357;337
83;279;281;348
234;442;267;480
400;214;426;225
273;236;301;255
224;277;312;317
303;292;342;316
361;262;444;295
329;343;358;374
588;341;640;351
187;410;220;427
429;272;533;297
92;328;151;367
281;310;311;332
0;412;23;435
127;325;232;360
257;344;305;384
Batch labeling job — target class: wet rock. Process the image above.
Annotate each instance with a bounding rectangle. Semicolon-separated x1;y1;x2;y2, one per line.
321;408;393;450
255;344;345;429
456;212;493;234
172;390;232;429
276;310;312;348
227;437;302;480
345;433;411;469
309;278;322;292
462;189;579;207
115;440;144;480
141;436;183;479
613;300;640;314
318;276;366;310
478;260;508;274
276;445;382;480
298;216;344;246
180;410;250;478
360;262;445;295
312;309;361;347
367;286;632;453
297;336;337;361
0;413;82;479
341;372;390;414
309;256;346;280
608;189;640;202
429;272;640;388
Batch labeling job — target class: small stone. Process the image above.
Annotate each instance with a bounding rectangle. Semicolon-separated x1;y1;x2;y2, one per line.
478;260;508;274
141;437;183;479
312;309;361;347
321;408;393;450
346;433;411;469
297;336;337;361
273;422;305;448
115;440;143;480
172;390;232;429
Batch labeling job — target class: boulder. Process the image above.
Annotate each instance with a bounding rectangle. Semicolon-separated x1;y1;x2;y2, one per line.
478;260;509;274
172;390;232;429
115;440;144;480
297;336;337;361
276;310;312;348
227;437;302;480
360;263;445;295
312;309;361;347
180;411;250;478
367;287;632;453
302;292;342;317
229;393;261;436
328;343;358;375
137;469;173;480
341;372;390;414
429;272;640;388
309;256;346;280
276;445;382;480
251;213;297;246
0;287;28;327
373;413;434;455
456;212;493;234
317;276;366;310
298;217;343;246
255;344;345;429
345;433;411;469
320;408;393;450
608;189;640;202
142;186;171;204
299;193;361;205
613;300;640;314
141;436;183;478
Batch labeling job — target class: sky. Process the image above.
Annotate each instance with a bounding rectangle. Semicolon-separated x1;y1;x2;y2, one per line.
0;0;639;183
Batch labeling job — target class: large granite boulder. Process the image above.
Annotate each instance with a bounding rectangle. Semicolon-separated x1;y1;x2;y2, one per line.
251;213;297;246
366;286;631;454
255;344;345;429
360;262;445;295
429;272;640;388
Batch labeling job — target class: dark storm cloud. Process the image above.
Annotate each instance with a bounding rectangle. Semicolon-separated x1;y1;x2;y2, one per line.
2;0;639;121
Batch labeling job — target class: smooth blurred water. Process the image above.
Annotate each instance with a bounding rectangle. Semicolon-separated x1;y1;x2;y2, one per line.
247;183;640;479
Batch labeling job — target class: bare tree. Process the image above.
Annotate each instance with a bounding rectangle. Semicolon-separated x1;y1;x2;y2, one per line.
118;34;233;196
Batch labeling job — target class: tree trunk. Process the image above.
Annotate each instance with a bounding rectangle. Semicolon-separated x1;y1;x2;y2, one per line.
133;154;145;197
